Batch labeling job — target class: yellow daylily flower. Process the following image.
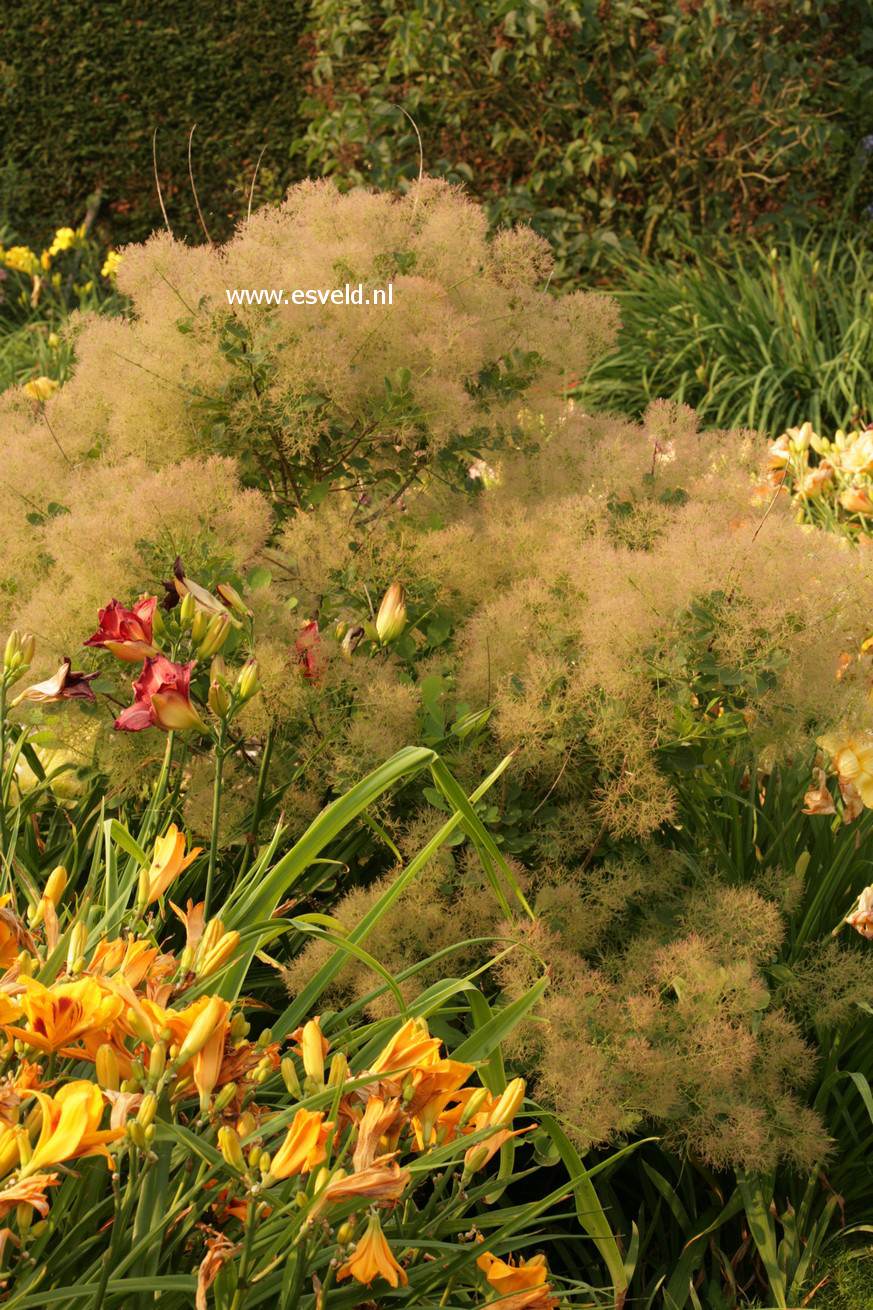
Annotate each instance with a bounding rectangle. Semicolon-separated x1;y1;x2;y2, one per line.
4;977;123;1054
144;824;202;905
20;1081;123;1177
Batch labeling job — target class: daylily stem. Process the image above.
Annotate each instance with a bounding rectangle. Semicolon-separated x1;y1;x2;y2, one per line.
0;680;7;857
205;724;227;919
240;726;274;878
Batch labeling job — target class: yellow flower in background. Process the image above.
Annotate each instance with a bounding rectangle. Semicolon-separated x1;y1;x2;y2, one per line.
22;376;58;403
49;228;76;256
20;1081;123;1177
144;824;202;905
337;1212;408;1288
2;246;39;275
101;251;122;280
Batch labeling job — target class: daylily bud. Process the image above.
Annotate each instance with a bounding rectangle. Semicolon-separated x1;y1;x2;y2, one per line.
248;1145;262;1169
236;657;260;703
300;1019;325;1086
16;1202;33;1238
179;945;195;973
197;918;225;965
196;930;240;977
15;1126;32;1168
127;1121;147;1150
4;631;21;669
17;952;33;978
191;610;209;646
148;1043;167;1085
488;1077;526;1127
136;1093;158;1129
20;633;35;667
208;678;231;720
257;1027;273;1048
230;1013;249;1042
179;592;196;630
216;583;252;618
281;1057;301;1097
44;865;67;906
336;1221;355;1246
210;654;227;683
237;1111;257;1139
459;1086;490;1127
328;1053;348;1087
136;867;150;915
375;583;406;644
218;1126;246;1172
174;996;228;1066
213;1082;238;1114
96;1044;120;1092
198;613;231;660
462;1144;490;1179
66;921;88;972
258;1152;271;1176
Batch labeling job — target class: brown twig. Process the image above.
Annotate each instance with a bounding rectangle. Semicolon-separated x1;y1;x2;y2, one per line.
188;124;214;245
152;128;173;235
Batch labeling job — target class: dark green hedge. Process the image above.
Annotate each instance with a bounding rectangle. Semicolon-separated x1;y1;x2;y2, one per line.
300;0;873;283
0;1;310;245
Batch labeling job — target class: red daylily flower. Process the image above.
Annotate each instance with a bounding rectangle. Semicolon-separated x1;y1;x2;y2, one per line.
295;621;326;683
114;656;206;733
84;596;159;663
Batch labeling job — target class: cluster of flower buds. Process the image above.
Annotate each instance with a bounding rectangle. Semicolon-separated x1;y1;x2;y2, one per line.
2;631;36;687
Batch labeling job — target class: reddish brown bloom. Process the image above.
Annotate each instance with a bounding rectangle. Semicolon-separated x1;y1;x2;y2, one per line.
114;656;205;733
12;658;98;706
295;620;326;683
84;596;159;662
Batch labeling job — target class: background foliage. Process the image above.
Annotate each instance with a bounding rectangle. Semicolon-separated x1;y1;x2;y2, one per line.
0;0;308;246
300;0;873;282
3;0;873;276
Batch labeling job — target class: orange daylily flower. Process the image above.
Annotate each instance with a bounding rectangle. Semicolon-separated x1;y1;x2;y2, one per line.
20;1080;123;1177
337;1211;408;1288
477;1250;558;1310
170;899;206;953
4;977;123;1054
268;1108;333;1180
352;1095;404;1172
195;1233;239;1310
0;1171;59;1220
131;993;232;1108
316;1160;409;1211
88;936;161;989
0;897;36;971
369;1018;442;1076
144;825;202;905
840;486;873;514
